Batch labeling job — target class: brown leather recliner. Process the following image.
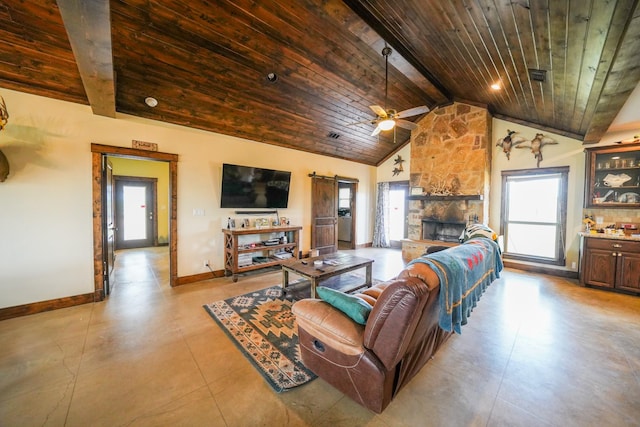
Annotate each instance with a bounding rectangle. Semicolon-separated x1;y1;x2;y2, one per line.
291;262;452;413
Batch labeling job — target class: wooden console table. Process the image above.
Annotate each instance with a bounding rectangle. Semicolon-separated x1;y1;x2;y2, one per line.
223;225;302;281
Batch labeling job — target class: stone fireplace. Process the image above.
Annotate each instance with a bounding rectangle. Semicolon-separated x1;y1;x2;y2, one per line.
402;102;492;261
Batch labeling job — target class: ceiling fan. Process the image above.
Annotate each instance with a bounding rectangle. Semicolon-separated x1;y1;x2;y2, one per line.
352;46;429;136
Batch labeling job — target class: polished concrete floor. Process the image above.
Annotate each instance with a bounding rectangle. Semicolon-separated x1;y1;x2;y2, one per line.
1;246;639;426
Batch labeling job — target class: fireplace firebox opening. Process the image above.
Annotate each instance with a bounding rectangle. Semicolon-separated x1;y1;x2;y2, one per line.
422;219;466;243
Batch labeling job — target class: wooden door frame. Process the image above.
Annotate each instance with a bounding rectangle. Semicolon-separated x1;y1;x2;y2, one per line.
105;159;115;295
309;173;359;254
338;179;358;249
91;143;178;301
114;175;158;249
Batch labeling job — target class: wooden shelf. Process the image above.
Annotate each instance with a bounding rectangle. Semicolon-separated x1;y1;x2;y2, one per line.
237;242;298;254
407;194;483;201
584;142;640;208
594;186;640;189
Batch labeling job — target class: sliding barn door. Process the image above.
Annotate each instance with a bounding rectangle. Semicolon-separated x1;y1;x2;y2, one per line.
311;175;338;255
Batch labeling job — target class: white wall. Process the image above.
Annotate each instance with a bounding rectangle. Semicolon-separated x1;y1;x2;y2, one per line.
376;143;411;183
489;119;586;271
601;82;640;139
0;88;376;308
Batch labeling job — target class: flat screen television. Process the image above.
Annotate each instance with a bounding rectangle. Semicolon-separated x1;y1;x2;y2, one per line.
220;163;291;208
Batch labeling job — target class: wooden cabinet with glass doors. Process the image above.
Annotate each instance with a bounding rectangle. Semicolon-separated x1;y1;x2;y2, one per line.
584;142;640;208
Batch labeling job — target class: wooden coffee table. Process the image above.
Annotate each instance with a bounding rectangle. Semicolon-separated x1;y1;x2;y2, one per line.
281;253;373;298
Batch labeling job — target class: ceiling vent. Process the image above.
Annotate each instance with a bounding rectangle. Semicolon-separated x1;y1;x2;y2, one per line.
529;69;547;82
327;131;341;139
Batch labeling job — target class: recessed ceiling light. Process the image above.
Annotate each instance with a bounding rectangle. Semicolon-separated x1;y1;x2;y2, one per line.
490;82;501;90
145;97;158;107
266;72;278;83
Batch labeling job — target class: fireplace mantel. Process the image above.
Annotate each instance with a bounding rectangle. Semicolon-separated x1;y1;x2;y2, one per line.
407;194;484;201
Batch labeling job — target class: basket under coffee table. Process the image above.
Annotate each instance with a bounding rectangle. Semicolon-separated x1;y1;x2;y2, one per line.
281;253;374;298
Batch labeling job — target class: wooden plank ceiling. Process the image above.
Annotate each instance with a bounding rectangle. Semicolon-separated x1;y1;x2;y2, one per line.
0;0;639;166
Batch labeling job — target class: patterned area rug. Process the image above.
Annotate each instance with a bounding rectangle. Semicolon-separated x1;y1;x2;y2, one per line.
203;285;317;392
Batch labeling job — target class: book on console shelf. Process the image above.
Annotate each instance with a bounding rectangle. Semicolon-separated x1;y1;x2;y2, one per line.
272;251;293;260
238;253;253;267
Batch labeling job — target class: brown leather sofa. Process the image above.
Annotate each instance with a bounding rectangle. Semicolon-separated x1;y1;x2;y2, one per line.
291;261;452;413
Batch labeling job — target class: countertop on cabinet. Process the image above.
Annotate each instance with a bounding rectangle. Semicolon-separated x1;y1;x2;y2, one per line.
578;232;640;241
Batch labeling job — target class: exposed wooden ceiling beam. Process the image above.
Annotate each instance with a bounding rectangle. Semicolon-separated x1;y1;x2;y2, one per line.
56;0;116;117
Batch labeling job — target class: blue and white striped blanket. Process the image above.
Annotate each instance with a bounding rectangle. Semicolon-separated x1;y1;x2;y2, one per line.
407;238;503;334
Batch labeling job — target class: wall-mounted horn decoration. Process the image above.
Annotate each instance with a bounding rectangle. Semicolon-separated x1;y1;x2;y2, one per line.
0;95;10;182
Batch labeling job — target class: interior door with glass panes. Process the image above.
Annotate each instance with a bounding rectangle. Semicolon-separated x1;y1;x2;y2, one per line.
115;177;157;249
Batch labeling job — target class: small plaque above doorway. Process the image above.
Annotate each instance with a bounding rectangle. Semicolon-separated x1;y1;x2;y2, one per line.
132;139;158;151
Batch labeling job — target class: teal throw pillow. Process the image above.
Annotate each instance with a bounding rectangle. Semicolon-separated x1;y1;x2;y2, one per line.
316;286;373;325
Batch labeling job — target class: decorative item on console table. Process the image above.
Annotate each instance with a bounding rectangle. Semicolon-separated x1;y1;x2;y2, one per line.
584;142;640;208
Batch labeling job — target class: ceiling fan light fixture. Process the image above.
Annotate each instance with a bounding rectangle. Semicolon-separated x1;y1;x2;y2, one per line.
379;118;395;131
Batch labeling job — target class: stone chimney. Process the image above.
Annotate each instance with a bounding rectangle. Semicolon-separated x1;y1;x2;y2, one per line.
402;102;492;260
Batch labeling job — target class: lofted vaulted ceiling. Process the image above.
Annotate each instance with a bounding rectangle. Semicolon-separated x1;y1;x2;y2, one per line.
1;0;639;166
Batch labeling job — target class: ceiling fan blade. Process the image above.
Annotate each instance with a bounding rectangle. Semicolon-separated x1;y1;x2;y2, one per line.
395;105;429;119
347;119;376;126
369;105;387;118
396;119;418;130
371;123;383;136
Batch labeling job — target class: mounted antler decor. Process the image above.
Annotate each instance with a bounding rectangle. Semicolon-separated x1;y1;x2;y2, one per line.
0;95;9;182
